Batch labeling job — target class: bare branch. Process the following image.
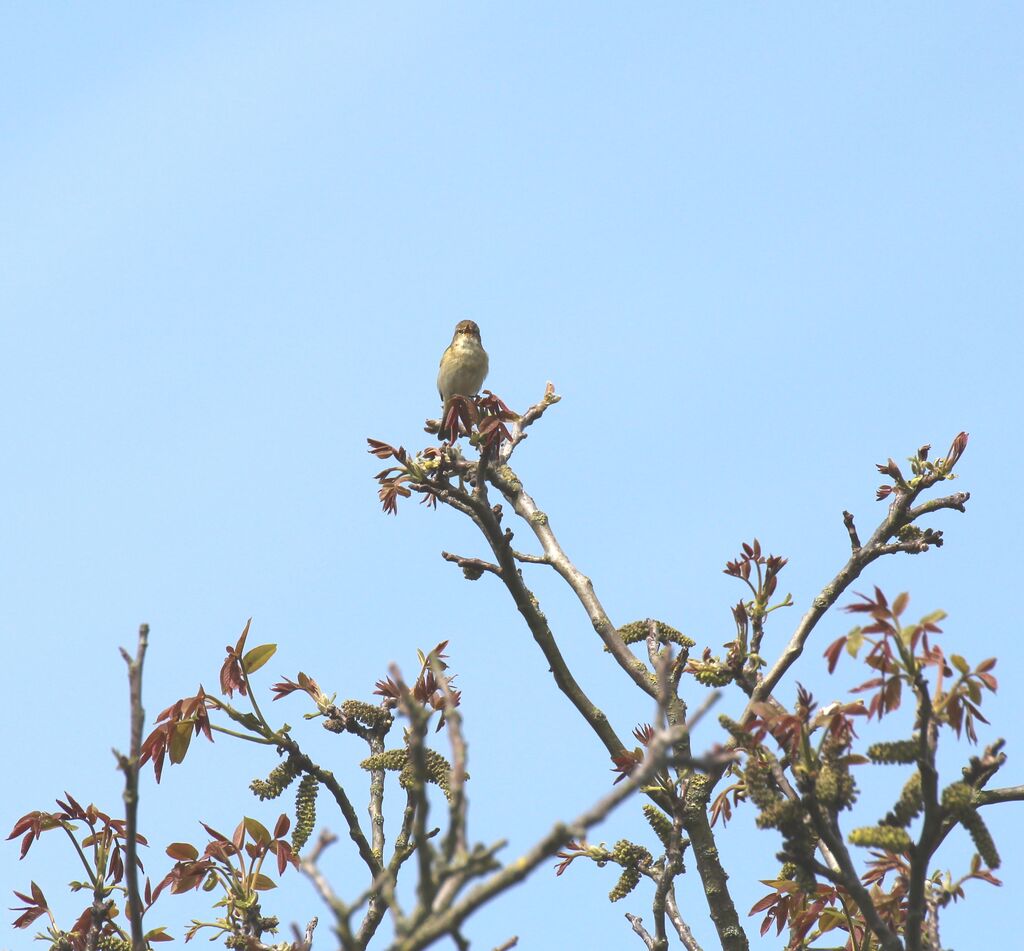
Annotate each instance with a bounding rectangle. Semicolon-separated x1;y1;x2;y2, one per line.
664;888;704;951
276;735;384;881
485;462;657;699
499;381;561;458
299;831;352;943
842;510;861;551
292;917;318;951
742;438;970;721
804;807;902;951
440;475;630;759
977;785;1024;806
510;549;551;565
625;913;656;950
392;722;693;951
114;623;148;951
441;550;502;580
906;491;971;521
389;665;438;923
437;662;469;866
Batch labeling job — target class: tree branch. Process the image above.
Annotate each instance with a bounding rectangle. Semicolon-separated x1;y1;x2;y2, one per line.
485;462;657;699
977;784;1024;806
665;887;704;951
743;442;970;721
625;913;656;950
442;475;630;759
114;624;148;951
392;721;695;951
441;550;502;580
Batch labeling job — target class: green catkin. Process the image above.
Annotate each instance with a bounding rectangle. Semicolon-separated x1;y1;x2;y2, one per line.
941;781;974;813
613;620;696;651
867;739;919;765
609;866;642;902
960;809;1000;869
360;749;409;772
882;772;923;828
363;747;459;801
848;826;913;851
342;699;392;729
250;756;301;801
291;774;319;852
642;803;673;848
607;839;652;902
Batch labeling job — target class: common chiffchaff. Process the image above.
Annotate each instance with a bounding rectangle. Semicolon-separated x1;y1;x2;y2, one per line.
437;320;489;412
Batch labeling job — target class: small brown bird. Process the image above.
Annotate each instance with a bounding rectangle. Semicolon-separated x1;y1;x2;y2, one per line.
437;320;489;407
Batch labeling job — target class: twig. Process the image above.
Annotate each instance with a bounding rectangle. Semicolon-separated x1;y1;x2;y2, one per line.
447;475;631;759
625;913;656;950
842;511;861;551
441;551;502;579
292;917;318;951
391;722;693;951
664;888;703;951
977;784;1024;806
114;623;148;951
437;661;469;865
298;831;351;941
500;381;561;457
275;735;384;880
742;444;970;723
485;462;657;699
906;491;970;521
805;808;902;951
389;664;438;924
362;708;390;936
510;549;551;565
903;647;941;951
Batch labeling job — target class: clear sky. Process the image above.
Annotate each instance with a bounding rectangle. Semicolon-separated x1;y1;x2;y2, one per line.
2;5;1022;950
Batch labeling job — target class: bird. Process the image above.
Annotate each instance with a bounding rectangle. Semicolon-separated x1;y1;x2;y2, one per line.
437;320;489;432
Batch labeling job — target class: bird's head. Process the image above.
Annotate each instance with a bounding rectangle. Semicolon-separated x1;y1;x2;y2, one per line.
452;319;482;343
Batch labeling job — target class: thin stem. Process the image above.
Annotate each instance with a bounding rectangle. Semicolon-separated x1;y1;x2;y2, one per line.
209;724;277;744
62;824;99;887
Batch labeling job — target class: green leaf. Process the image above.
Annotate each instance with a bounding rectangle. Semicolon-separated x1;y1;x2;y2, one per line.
818;907;845;933
892;592;909;617
951;654;970;675
169;722;193;765
845;627;864;657
243;817;271;846
251;874;277;891
921;609;947;626
242;644;277;675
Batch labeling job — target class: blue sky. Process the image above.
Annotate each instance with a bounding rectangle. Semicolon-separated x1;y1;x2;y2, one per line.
2;5;1022;950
